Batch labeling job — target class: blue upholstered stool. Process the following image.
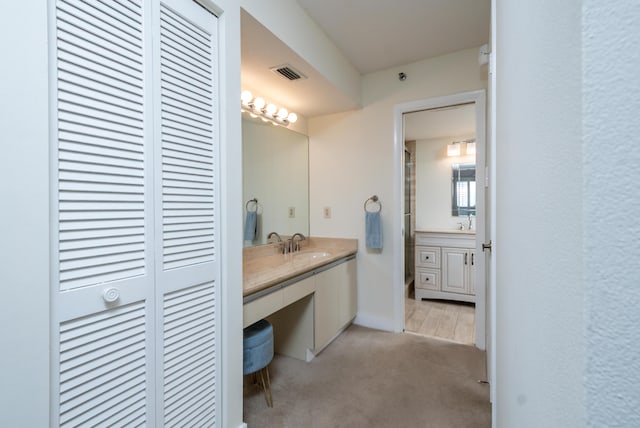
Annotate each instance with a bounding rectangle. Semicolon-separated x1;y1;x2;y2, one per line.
243;319;274;407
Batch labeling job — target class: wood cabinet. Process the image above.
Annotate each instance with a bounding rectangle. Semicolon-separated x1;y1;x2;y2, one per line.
415;231;475;303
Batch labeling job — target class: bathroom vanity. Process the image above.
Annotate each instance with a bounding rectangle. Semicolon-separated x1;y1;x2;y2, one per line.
243;237;357;361
414;230;476;303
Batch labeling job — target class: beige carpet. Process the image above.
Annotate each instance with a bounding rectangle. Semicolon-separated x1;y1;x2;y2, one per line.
243;325;491;428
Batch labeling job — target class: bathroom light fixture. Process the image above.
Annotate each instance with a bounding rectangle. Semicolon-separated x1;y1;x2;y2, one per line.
466;141;476;155
240;90;298;126
447;142;461;157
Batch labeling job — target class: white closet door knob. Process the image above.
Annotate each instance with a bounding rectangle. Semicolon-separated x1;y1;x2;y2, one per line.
102;287;120;303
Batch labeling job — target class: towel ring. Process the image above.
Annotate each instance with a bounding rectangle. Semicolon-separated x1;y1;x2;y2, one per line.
246;198;258;212
364;195;382;213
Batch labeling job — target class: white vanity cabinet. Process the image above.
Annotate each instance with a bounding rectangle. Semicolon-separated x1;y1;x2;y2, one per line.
243;257;357;361
441;248;476;295
314;259;357;351
415;231;476;303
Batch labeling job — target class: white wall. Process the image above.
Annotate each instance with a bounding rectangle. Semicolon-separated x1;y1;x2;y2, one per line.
215;1;244;427
309;47;487;329
0;1;51;425
495;1;584;426
582;2;640;426
415;136;476;230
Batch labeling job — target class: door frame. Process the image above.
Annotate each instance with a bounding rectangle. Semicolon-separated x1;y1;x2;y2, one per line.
392;90;487;350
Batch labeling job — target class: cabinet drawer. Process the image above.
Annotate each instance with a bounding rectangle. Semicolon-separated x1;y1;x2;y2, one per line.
282;276;315;307
415;246;440;269
243;290;284;328
415;268;440;290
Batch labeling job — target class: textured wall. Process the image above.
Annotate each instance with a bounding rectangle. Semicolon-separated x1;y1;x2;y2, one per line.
583;2;640;426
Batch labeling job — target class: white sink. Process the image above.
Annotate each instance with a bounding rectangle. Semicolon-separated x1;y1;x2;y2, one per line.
293;251;332;261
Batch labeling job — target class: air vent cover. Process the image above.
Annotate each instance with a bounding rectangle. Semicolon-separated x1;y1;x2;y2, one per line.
270;64;307;81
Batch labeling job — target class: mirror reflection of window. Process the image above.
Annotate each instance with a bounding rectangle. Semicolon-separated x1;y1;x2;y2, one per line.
452;163;476;216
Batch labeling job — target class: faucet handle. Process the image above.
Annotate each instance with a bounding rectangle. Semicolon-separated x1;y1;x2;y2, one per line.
290;232;306;252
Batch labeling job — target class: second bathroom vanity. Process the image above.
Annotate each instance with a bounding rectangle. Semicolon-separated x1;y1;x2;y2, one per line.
243;237;357;361
414;230;476;303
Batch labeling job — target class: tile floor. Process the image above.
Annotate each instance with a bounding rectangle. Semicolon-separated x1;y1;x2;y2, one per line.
405;290;476;345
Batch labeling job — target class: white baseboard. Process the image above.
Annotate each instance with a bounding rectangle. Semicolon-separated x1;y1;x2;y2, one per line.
239;423;247;428
353;313;394;332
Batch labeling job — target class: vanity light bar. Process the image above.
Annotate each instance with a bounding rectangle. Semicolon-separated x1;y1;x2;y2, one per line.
241;90;298;127
447;139;476;157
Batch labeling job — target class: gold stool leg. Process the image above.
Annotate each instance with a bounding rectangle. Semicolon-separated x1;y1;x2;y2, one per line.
258;365;273;408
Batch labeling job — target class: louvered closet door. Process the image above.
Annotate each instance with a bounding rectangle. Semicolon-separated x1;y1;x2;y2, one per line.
52;0;221;426
154;1;221;426
52;0;155;426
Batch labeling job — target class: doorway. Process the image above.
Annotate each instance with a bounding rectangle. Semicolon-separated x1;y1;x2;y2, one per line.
393;90;487;350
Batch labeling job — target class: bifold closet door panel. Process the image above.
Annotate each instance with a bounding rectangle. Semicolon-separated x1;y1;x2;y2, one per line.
51;1;222;426
154;1;221;426
52;1;156;426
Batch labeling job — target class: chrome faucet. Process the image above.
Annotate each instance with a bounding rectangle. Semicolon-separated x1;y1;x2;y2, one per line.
267;232;292;254
267;232;282;243
467;214;473;230
291;232;306;252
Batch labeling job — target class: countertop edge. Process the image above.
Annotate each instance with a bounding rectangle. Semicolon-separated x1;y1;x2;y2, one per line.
243;237;358;298
243;248;357;297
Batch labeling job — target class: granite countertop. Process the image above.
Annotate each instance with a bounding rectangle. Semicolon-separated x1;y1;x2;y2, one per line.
243;237;358;297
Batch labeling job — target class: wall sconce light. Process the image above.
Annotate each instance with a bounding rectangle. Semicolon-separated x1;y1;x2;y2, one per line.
447;142;461;157
466;141;476;155
241;90;298;126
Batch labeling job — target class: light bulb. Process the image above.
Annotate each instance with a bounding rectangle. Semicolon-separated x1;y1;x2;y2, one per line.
466;142;476;155
266;104;277;116
277;108;288;119
241;90;253;105
253;97;265;110
287;112;298;123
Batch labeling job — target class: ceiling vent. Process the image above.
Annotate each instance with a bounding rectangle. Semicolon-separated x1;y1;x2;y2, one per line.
270;64;307;81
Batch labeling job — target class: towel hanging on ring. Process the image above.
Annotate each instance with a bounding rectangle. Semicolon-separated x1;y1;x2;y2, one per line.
244;198;258;241
364;195;382;249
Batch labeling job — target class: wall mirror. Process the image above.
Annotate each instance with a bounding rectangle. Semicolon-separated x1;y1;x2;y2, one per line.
242;118;309;247
451;163;476;216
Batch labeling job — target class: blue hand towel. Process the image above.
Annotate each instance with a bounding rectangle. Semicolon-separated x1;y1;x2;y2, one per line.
244;210;257;241
365;211;382;249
